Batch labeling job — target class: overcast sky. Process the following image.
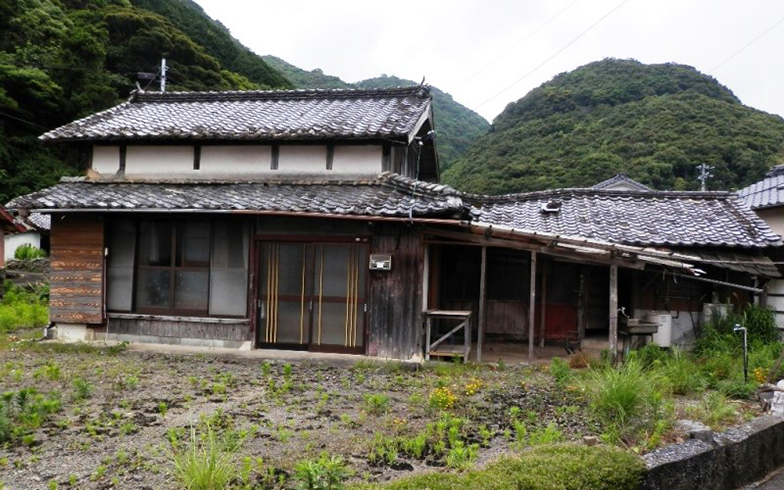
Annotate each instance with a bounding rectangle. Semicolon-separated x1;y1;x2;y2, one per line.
194;0;784;123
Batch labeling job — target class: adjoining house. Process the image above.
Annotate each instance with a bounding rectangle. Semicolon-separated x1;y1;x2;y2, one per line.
0;206;26;270
6;86;782;360
738;166;784;329
591;173;652;192
3;212;50;262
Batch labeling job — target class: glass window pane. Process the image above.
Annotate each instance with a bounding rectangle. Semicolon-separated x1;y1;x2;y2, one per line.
138;221;171;266
319;245;349;297
135;269;171;309
107;221;136;312
174;271;209;311
178;222;210;267
209;222;249;316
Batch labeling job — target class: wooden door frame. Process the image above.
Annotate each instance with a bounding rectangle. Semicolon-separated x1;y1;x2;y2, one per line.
250;236;370;354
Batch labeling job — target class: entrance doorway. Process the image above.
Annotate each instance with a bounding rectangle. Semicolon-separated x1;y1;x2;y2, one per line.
257;241;368;354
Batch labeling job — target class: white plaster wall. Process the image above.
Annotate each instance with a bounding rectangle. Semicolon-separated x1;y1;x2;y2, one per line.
200;146;272;176
332;146;382;175
4;232;41;261
125;146;193;176
92;145;120;174
281;146;327;174
755;208;784;236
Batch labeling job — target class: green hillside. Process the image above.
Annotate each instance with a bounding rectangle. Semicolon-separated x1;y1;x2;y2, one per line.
0;0;291;203
443;59;784;194
258;60;491;171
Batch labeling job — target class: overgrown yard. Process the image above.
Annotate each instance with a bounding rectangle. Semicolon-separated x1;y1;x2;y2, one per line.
0;300;779;490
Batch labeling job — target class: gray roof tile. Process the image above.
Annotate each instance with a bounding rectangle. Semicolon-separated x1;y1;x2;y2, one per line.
469;188;781;248
737;166;784;210
40;87;432;142
6;174;466;219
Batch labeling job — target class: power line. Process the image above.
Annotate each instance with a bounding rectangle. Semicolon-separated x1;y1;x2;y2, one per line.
473;0;630;111
709;14;784;74
0;110;48;130
456;0;583;89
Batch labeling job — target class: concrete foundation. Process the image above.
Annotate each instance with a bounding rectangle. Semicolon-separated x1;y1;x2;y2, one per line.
54;323;91;342
95;331;252;350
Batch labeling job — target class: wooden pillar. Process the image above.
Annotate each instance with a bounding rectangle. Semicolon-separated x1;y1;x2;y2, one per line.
539;258;548;348
528;251;537;364
477;246;487;363
609;264;618;362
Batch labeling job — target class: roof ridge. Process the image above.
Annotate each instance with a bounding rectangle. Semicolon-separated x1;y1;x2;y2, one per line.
467;187;734;204
132;85;430;104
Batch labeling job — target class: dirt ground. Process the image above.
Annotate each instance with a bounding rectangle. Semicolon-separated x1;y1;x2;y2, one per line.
0;337;600;490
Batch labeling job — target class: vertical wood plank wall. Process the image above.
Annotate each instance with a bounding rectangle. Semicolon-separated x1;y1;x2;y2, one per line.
50;214;105;324
368;223;424;359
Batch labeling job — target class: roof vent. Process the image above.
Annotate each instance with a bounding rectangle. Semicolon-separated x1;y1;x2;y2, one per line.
541;199;561;214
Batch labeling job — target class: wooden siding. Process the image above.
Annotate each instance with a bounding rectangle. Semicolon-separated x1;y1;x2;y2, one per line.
367;223;424;359
108;317;250;341
50;214;105;324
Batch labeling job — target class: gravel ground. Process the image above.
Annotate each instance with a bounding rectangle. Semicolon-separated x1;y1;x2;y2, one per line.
0;340;594;490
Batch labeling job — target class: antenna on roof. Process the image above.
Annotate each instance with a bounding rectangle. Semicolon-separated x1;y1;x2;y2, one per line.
698;163;714;191
160;58;167;93
419;76;426;86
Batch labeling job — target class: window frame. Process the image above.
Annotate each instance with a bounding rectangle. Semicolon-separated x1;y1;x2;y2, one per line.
104;218;249;319
133;220;212;317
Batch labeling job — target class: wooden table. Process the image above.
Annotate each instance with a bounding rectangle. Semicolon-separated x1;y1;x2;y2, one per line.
425;310;472;363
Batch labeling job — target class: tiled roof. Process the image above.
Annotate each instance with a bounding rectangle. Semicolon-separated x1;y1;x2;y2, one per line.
8;176;779;249
26;213;50;231
469;188;781;248
40;87;432;142
737;165;784;210
592;173;652;191
5;174;467;219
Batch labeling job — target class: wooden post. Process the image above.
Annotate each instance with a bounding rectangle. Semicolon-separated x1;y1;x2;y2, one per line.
539;258;548;348
609;264;618;362
425;314;432;361
528;251;537;364
477;246;487;363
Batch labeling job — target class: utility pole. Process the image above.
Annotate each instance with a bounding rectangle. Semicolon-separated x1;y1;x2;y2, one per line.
160;58;167;93
698;163;714;191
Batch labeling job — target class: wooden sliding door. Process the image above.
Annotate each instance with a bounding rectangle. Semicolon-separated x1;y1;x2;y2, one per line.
257;241;367;353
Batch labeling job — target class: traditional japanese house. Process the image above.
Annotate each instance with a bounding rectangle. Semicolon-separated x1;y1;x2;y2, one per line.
0;205;25;270
7;86;782;360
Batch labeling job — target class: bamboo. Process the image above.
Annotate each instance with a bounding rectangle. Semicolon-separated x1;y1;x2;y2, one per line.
345;247;352;347
273;244;279;343
353;247;360;347
265;245;271;343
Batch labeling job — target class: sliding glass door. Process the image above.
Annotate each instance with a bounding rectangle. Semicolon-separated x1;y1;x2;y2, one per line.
258;241;367;353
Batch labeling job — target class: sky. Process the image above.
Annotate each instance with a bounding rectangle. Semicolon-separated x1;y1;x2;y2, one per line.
193;0;784;123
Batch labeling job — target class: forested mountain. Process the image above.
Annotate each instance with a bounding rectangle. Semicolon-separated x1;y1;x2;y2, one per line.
443;59;784;194
261;58;491;170
0;0;292;203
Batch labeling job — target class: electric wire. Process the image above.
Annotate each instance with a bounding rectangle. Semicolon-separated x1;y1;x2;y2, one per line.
709;13;784;74
0;110;49;130
456;0;583;89
473;0;630;111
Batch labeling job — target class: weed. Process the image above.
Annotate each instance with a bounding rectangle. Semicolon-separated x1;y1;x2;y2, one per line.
71;378;93;401
33;362;62;381
445;440;478;469
158;402;168;417
363;394;390;415
261;361;271;377
528;423;565;445
294;452;351;490
549;357;571;386
686;391;738;429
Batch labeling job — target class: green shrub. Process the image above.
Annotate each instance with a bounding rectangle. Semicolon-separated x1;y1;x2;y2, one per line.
0;387;62;443
71;378;93;401
13;244;47;260
0;282;48;332
632;344;670;369
686;392;738;429
348;443;644;490
171;425;238;490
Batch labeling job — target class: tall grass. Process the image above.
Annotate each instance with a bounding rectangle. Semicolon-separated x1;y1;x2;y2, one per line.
171;425;238;490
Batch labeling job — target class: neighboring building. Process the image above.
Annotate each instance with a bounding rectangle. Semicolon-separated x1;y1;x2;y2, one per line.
0;206;26;269
738;166;784;328
6;86;782;359
3;212;50;262
591;173;652;191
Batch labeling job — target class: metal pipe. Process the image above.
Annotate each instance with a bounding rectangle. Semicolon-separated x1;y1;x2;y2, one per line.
734;324;748;383
670;272;763;294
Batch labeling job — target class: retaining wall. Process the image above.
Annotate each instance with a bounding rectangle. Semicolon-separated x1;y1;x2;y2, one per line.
641;416;784;490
